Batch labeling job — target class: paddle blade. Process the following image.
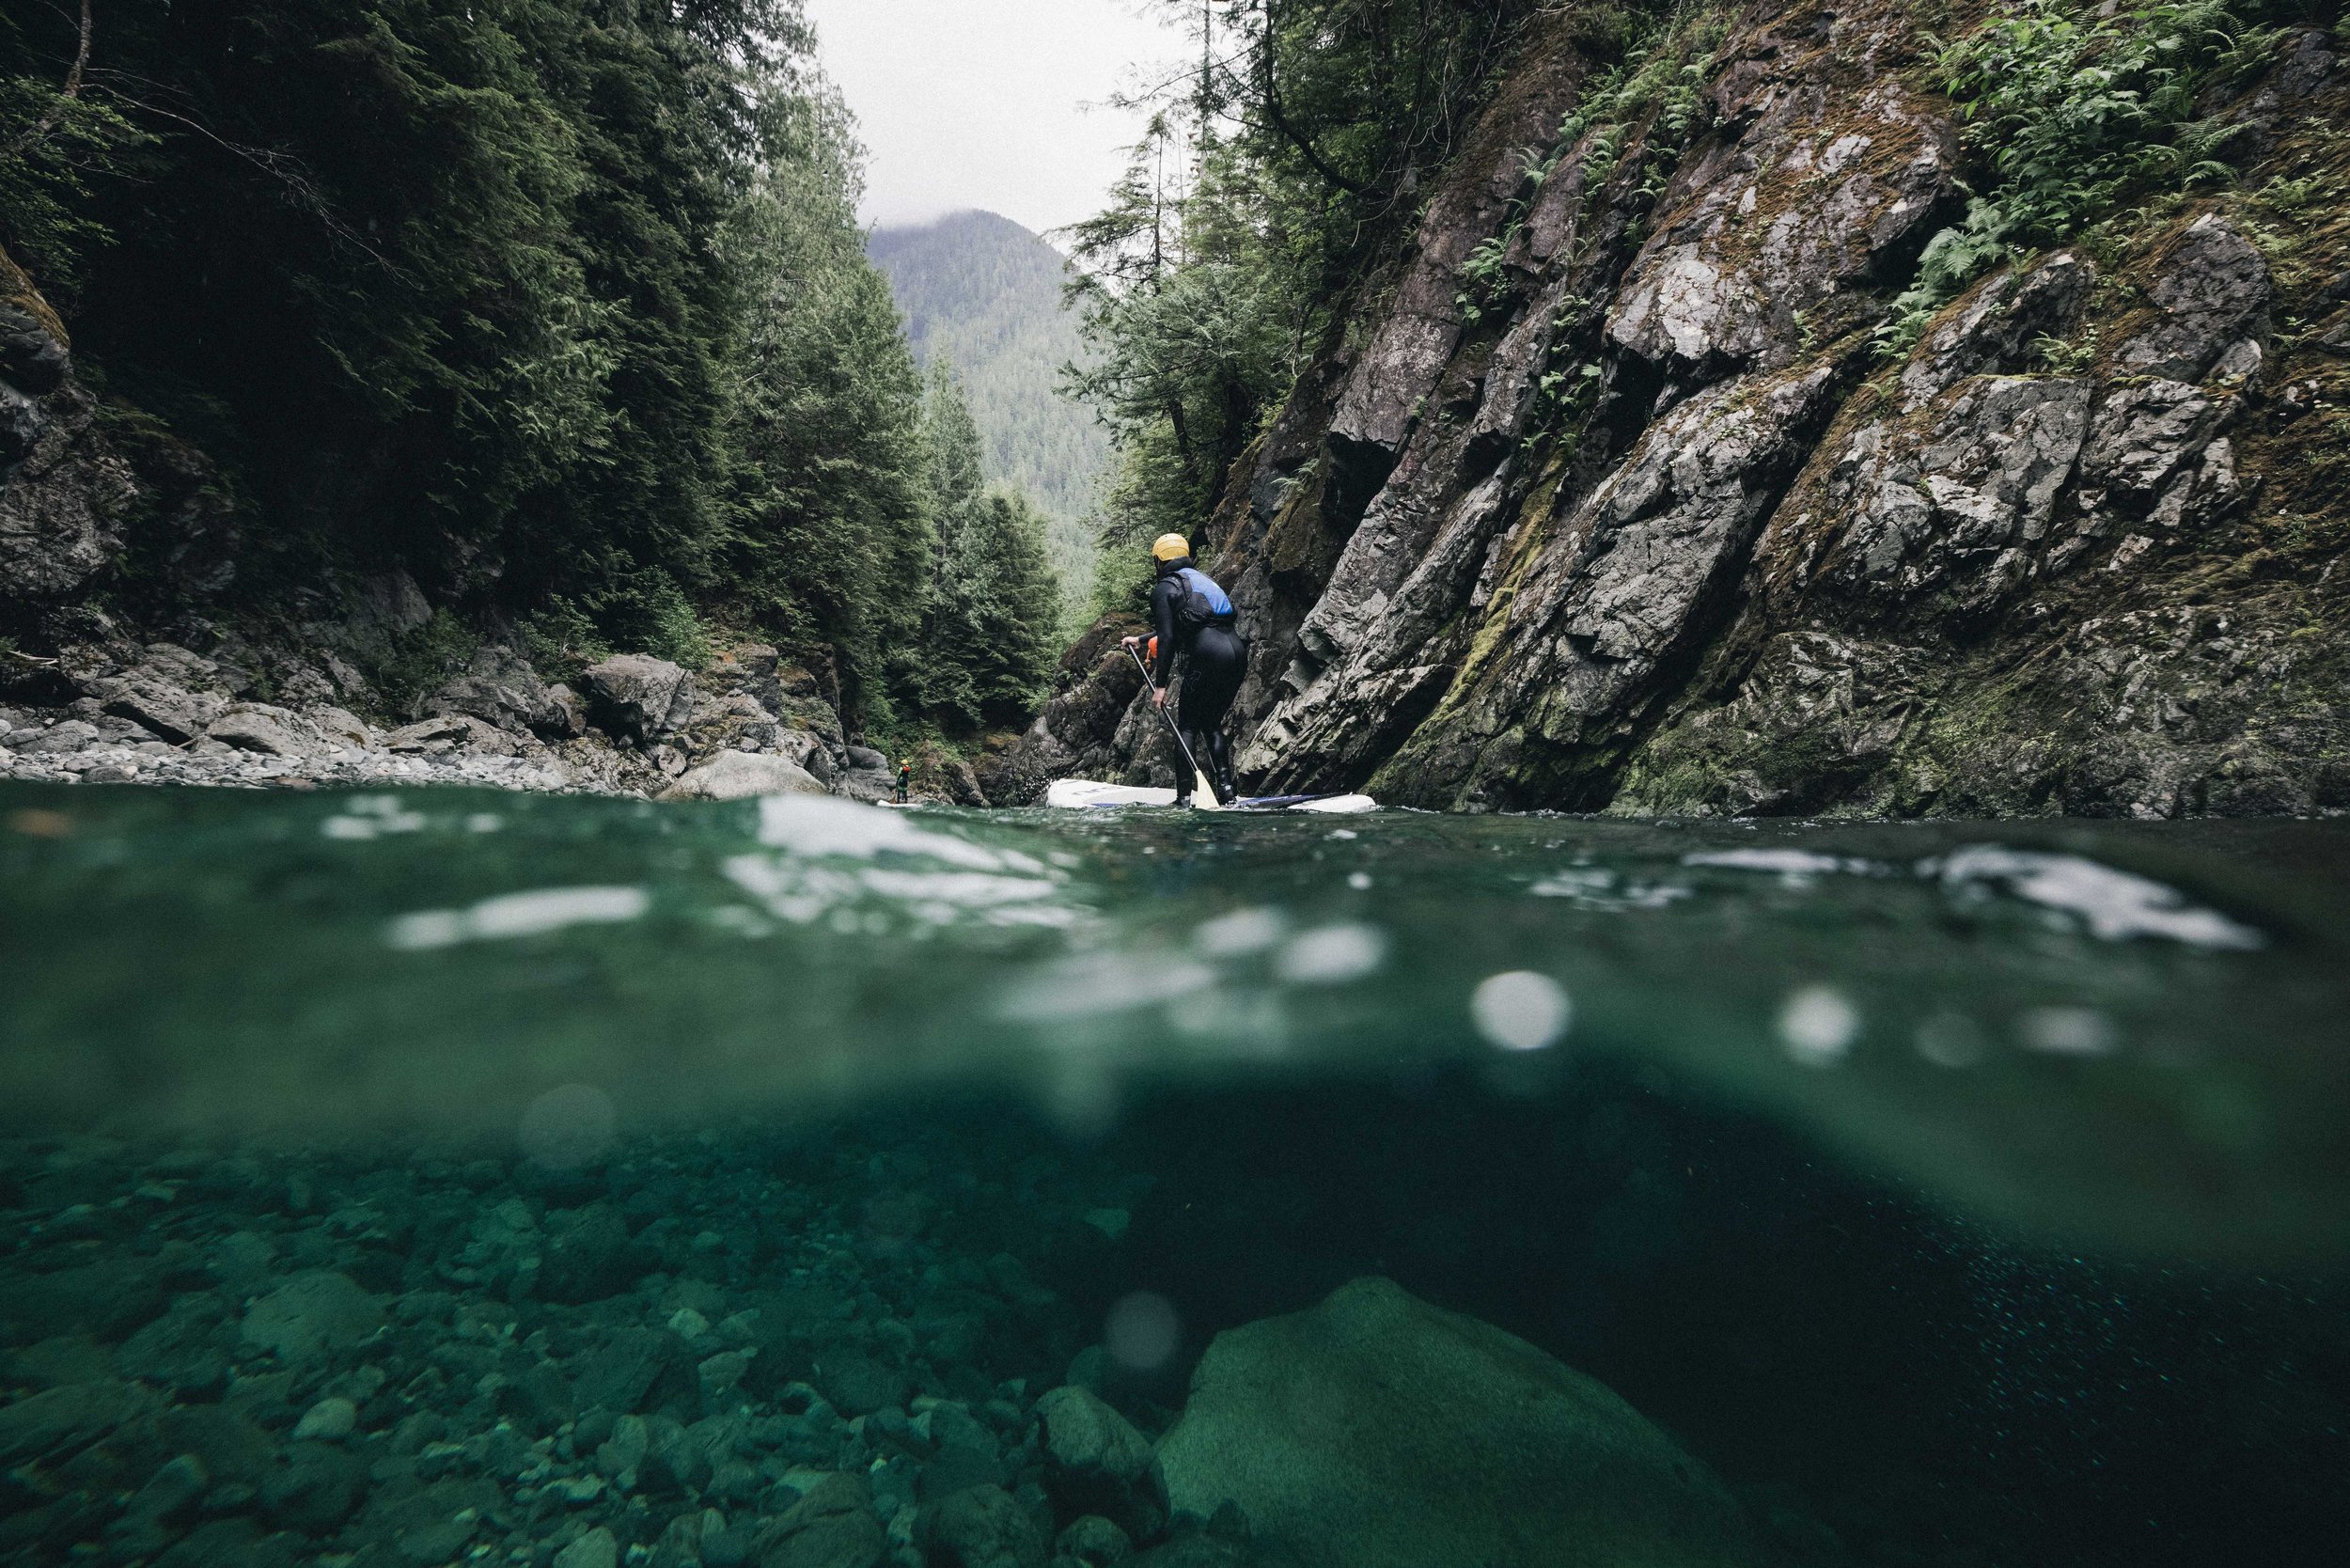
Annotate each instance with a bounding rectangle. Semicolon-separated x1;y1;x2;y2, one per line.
1193;769;1222;810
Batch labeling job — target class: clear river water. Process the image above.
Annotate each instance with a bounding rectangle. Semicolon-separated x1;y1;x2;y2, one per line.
1;782;2344;1568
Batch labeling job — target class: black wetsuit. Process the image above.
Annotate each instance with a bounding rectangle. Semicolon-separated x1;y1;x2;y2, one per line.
1151;557;1246;805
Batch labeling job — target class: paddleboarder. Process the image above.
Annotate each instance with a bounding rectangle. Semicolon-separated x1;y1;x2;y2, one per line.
1122;533;1246;807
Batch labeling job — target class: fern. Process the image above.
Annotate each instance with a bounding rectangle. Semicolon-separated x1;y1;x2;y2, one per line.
1940;0;2280;246
1876;0;2281;363
1872;199;2014;360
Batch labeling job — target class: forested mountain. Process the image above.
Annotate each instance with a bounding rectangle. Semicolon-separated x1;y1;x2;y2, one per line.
994;0;2350;817
0;0;1058;740
869;211;1109;618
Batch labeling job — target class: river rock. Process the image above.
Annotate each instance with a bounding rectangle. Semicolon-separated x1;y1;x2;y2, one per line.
556;1526;621;1568
239;1271;384;1362
102;675;227;744
582;654;695;744
814;1352;907;1417
427;645;575;738
1035;1386;1163;1539
1054;1516;1134;1566
920;1483;1047;1568
208;703;318;759
0;1378;161;1464
260;1440;369;1534
751;1471;887;1568
290;1395;357;1441
1153;1278;1751;1568
659;749;828;802
538;1200;650;1305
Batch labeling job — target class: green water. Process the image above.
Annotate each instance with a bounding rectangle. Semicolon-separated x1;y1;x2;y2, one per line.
7;784;2345;1259
2;783;2345;1567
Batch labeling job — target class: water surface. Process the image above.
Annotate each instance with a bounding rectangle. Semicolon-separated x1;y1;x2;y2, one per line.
1;784;2343;1567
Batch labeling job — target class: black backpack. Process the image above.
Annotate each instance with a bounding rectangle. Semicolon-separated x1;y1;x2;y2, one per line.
1169;566;1238;633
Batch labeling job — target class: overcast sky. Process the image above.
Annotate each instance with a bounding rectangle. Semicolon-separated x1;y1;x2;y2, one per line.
801;0;1190;238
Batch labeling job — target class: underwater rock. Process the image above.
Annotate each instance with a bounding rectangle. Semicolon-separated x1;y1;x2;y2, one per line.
539;1201;652;1305
1053;1515;1134;1566
259;1440;369;1535
1034;1386;1163;1540
920;1482;1049;1568
814;1351;910;1418
556;1526;622;1568
239;1271;383;1362
290;1395;358;1441
1153;1278;1751;1568
751;1470;888;1568
0;1377;162;1464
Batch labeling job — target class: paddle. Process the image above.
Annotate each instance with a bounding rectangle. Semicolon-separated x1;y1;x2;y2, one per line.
1125;644;1221;809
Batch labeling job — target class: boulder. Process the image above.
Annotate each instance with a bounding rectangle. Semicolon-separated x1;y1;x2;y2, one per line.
101;675;227;744
920;1484;1048;1568
239;1272;384;1362
8;718;98;754
1035;1386;1163;1540
1054;1516;1134;1567
581;654;695;744
813;1351;908;1418
556;1527;620;1568
427;645;575;739
844;744;888;770
539;1201;650;1306
208;703;319;759
659;750;829;802
0;1379;162;1465
752;1471;887;1568
1152;1278;1752;1568
833;765;898;805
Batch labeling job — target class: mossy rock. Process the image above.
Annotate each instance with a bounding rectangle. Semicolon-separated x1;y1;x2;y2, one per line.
1155;1278;1754;1568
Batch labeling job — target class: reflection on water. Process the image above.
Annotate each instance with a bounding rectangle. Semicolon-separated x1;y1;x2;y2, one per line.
0;783;2344;1568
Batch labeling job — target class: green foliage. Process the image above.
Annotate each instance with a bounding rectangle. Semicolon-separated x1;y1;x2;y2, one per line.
1553;5;1724;196
0;67;149;308
2032;322;2103;373
923;488;1063;729
1456;234;1518;326
721;110;935;720
372;609;478;717
1872;198;2016;359
1877;0;2283;362
0;1;1037;729
1941;0;2279;245
516;597;611;684
1069;2;1551;580
870;212;1111;617
912;366;1064;729
1944;3;2270;235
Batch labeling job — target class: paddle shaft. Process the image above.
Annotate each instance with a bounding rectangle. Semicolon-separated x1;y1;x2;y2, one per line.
1126;644;1219;803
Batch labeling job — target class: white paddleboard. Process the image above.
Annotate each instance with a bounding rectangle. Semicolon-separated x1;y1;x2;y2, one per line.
1044;778;1377;813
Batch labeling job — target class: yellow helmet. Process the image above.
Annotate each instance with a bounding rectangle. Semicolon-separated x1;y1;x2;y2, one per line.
1151;533;1192;562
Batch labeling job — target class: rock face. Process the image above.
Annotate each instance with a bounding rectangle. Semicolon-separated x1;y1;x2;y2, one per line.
1153;1278;1750;1568
992;2;2350;820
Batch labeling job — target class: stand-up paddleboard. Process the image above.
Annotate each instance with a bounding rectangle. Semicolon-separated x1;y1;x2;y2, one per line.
1044;779;1377;813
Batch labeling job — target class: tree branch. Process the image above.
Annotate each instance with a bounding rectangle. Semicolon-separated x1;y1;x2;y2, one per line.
4;0;94;159
1253;4;1369;196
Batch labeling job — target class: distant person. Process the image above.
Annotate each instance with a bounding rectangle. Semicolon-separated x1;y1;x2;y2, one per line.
896;760;912;804
1122;533;1246;807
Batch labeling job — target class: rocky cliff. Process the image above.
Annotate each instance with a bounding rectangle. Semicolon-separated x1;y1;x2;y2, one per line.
995;0;2350;817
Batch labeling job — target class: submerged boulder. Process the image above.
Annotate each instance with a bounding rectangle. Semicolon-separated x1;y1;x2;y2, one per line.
1153;1278;1751;1568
